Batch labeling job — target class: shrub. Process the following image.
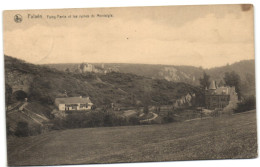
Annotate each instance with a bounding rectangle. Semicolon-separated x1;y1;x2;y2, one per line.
51;118;65;130
65;113;86;128
52;110;143;129
103;112;115;127
162;111;175;123
84;111;104;127
15;122;30;137
113;116;127;126
14;121;43;137
234;95;256;113
128;115;140;125
143;105;149;114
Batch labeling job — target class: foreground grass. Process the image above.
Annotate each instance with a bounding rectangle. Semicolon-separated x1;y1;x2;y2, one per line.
7;110;257;166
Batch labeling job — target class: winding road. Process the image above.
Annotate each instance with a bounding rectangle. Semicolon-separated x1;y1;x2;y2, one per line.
139;112;158;123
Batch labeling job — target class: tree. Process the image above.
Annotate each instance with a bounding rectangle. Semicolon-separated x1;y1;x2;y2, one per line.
163;111;174;123
224;71;241;99
5;84;12;105
142;92;151;114
130;93;136;106
199;72;210;89
218;80;225;87
143;105;149;114
234;95;255;113
128;116;140;125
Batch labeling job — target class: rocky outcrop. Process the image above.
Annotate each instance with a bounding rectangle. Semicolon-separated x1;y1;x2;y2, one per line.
5;70;34;93
75;63;119;74
157;67;196;83
173;93;196;108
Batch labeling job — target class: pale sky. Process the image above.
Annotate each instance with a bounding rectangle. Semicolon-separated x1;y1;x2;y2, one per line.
3;4;254;68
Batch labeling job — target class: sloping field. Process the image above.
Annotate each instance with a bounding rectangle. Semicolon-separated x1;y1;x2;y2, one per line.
6;102;51;133
7;110;257;166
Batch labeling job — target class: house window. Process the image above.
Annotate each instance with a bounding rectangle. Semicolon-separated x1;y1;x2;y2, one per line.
80;104;88;108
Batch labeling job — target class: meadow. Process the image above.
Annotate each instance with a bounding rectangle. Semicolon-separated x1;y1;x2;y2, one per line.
7;110;257;166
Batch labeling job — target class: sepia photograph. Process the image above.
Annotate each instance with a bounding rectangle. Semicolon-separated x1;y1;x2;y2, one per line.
2;4;257;166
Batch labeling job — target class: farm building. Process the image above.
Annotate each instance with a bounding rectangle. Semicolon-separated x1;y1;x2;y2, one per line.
205;80;238;109
55;96;93;111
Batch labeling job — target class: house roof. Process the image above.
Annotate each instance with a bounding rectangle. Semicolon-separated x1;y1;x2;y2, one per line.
209;80;216;90
55;97;92;105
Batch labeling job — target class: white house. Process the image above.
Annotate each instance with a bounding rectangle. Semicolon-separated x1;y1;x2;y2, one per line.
55;96;93;111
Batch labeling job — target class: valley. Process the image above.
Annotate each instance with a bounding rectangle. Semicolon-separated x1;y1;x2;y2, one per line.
4;55;257;166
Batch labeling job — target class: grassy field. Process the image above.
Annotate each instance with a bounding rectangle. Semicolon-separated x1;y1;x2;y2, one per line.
7;110;257;166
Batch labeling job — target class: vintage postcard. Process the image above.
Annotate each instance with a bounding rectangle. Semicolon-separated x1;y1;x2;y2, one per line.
3;4;257;166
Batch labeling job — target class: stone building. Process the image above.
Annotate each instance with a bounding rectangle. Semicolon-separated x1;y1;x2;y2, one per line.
55;96;93;111
205;80;238;109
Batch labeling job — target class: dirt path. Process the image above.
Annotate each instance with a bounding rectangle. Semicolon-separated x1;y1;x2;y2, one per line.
123;110;136;117
7;102;23;113
19;102;28;111
140;112;158;123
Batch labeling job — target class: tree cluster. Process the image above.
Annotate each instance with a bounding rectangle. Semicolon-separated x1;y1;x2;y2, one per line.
51;110;140;130
224;71;241;99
